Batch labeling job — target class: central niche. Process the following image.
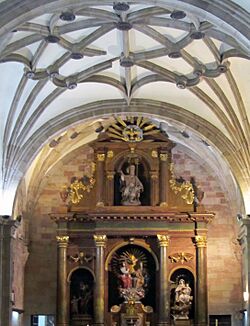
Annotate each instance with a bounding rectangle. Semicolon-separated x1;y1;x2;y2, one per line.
114;159;150;206
108;244;156;310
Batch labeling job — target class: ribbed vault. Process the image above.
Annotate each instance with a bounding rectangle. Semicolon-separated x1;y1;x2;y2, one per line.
0;0;249;215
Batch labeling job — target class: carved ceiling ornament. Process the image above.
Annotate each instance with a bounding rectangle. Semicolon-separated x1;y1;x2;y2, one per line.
169;163;194;205
106;116;160;142
169;252;194;264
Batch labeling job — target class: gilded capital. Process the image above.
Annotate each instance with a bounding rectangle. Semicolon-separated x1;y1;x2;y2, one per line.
160;153;168;162
107;150;114;159
157;234;170;247
195;235;207;248
107;172;115;180
94;234;107;247
56;235;69;246
97;153;105;161
151;150;158;158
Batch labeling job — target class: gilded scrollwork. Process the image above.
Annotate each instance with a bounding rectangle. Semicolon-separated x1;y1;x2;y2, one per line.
60;162;96;205
169;163;194;205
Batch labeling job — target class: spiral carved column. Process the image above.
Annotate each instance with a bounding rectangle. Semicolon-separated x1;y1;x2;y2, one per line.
157;234;170;326
56;235;69;326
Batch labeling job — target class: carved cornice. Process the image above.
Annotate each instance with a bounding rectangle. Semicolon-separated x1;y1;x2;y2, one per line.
157;234;170;247
50;212;214;223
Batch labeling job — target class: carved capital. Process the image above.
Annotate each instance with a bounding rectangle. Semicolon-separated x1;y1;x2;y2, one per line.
97;153;105;161
151;150;158;158
150;171;158;179
157;234;170;247
56;235;69;247
107;150;114;159
195;235;207;248
107;172;115;180
160;153;168;161
94;234;107;247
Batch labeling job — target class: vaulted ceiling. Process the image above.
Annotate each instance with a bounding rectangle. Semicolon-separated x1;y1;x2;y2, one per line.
0;0;249;215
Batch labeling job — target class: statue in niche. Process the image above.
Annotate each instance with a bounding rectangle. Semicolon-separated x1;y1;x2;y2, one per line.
171;279;193;320
119;164;144;206
71;281;93;315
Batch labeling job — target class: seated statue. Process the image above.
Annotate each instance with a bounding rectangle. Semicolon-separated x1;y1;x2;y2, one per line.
172;279;192;320
119;165;143;206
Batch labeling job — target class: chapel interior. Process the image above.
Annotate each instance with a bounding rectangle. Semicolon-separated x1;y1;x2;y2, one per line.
0;1;249;326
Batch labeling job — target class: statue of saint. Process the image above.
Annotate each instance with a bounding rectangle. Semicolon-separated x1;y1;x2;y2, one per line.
119;164;143;206
172;279;193;319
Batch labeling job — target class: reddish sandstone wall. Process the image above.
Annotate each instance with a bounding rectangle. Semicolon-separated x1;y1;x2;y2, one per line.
22;144;243;325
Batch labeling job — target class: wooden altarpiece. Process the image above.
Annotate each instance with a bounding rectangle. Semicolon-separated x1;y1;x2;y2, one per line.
52;117;214;326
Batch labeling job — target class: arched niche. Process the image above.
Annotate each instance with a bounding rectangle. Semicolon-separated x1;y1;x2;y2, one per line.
169;267;195;320
69;267;94;318
113;150;152;206
107;243;157;311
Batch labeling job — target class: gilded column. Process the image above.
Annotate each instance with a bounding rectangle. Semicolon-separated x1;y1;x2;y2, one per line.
56;235;69;326
194;235;208;326
96;153;105;206
159;152;168;206
157;234;170;326
93;235;107;325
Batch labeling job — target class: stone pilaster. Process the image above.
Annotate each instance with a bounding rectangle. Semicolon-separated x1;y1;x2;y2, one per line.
238;218;250;326
56;235;69;326
157;234;170;326
93;235;107;326
194;235;208;326
0;216;18;326
96;153;106;206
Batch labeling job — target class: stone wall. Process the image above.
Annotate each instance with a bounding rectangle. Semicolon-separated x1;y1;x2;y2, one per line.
22;144;242;325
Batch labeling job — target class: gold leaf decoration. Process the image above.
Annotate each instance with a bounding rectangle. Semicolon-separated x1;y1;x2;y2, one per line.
169;163;194;204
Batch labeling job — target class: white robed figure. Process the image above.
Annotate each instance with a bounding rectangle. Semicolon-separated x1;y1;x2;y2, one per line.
119;164;144;206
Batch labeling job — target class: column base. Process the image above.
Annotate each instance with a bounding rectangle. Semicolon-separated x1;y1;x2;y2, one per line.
175;320;192;326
